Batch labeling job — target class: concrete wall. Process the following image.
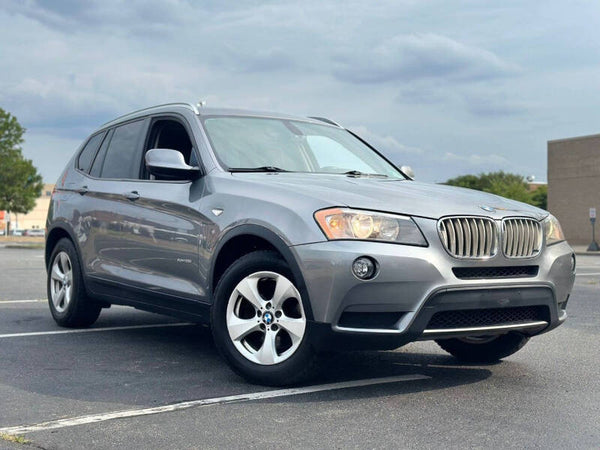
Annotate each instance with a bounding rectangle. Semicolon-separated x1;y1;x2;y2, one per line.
548;134;600;245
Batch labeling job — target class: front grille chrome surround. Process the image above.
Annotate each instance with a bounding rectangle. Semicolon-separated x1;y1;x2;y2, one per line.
438;217;498;259
502;218;543;258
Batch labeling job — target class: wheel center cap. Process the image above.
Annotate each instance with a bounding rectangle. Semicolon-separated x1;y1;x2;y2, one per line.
263;312;273;325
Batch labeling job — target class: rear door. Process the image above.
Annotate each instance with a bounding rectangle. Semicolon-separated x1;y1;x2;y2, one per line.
79;118;151;289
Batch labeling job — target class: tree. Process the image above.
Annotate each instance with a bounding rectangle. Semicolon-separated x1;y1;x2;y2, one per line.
530;184;547;210
0;108;43;234
445;171;546;209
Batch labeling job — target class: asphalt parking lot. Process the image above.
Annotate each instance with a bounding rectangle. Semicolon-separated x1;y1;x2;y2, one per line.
0;247;599;449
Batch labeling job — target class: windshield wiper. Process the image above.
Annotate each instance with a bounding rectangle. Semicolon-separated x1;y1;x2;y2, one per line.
343;170;388;178
228;166;290;173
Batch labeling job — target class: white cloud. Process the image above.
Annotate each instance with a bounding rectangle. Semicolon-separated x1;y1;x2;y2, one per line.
349;125;424;157
333;33;519;84
0;0;599;184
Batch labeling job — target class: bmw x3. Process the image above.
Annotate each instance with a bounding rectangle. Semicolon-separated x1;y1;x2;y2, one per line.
45;103;575;385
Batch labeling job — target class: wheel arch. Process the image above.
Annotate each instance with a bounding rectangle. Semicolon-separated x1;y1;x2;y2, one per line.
209;224;314;321
45;223;80;269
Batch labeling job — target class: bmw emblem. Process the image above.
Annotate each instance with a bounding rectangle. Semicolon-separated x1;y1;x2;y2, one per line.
263;312;273;325
480;205;496;213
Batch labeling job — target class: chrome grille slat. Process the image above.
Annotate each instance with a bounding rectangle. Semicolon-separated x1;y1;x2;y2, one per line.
462;219;471;257
477;220;485;257
502;218;542;258
438;217;497;258
440;217;541;259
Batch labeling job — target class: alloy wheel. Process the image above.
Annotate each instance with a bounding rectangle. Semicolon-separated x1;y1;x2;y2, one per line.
50;251;73;313
226;271;306;365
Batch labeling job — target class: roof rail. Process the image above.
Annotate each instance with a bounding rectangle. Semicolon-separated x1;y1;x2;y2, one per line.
99;102;200;128
308;116;343;127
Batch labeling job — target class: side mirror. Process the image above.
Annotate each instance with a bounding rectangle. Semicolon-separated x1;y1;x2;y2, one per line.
145;149;200;180
400;165;415;179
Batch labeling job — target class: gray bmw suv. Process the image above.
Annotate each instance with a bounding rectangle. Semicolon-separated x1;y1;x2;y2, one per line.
46;103;575;385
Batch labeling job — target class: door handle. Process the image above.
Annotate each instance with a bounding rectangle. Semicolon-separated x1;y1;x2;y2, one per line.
76;186;88;195
124;191;140;201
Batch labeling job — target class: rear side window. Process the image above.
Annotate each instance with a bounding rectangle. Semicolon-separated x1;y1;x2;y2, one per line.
77;132;105;173
89;129;113;178
100;120;145;179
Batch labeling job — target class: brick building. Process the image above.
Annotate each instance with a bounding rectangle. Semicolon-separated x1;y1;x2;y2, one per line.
548;133;600;245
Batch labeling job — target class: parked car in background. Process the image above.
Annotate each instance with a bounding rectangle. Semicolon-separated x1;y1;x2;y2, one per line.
9;229;24;236
24;229;46;237
45;103;576;385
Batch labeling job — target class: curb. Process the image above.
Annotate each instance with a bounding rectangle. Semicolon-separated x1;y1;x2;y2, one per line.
575;251;600;257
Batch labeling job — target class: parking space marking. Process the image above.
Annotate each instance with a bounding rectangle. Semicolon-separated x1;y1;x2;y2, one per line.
0;374;430;435
0;322;194;339
576;272;600;276
0;299;44;304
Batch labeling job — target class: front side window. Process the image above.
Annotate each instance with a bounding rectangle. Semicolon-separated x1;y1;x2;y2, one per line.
202;117;404;179
100;120;145;179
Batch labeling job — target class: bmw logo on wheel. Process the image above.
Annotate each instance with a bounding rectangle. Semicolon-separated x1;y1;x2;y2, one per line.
263;312;273;325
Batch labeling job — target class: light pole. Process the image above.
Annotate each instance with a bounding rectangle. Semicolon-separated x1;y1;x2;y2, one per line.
588;208;599;251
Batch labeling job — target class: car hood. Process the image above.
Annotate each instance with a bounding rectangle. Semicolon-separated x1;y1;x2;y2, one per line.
228;173;547;220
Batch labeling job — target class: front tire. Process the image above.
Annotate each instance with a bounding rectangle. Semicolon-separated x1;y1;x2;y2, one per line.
211;250;318;386
47;238;101;328
436;333;530;363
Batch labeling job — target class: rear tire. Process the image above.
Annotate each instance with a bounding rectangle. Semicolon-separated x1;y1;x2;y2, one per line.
47;238;101;328
211;250;318;386
436;333;529;363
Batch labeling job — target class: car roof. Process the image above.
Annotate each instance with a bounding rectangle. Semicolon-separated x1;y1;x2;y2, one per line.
97;103;341;133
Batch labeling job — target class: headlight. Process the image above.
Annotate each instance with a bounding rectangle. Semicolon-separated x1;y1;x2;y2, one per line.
544;214;565;246
314;208;427;246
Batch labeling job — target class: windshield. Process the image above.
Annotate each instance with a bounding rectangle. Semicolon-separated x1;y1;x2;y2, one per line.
201;116;405;179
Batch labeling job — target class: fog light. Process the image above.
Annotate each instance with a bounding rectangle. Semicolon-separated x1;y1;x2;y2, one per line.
352;256;377;280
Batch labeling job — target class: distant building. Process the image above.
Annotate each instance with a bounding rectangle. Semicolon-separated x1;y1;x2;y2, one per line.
527;181;547;192
0;183;54;232
548;133;600;245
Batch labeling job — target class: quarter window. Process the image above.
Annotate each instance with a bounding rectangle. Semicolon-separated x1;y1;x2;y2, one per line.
77;132;105;173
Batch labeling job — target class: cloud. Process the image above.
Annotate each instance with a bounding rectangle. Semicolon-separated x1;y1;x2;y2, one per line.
213;46;296;73
349;125;424;158
442;152;509;167
333;33;519;84
0;0;598;186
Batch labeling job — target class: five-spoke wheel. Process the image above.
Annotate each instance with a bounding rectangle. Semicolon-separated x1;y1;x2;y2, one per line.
227;271;306;365
47;238;102;327
212;250;318;385
50;251;73;313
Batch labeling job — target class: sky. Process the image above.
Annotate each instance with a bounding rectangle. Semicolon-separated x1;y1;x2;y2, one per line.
1;0;599;183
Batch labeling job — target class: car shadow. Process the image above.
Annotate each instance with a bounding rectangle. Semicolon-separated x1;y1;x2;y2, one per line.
2;321;495;419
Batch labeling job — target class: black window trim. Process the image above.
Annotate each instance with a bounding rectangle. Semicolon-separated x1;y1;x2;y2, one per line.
75;117;150;182
75;130;108;175
139;112;206;182
75;114;204;184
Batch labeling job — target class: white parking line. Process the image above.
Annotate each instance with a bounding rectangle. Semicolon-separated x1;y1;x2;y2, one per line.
576;272;600;276
0;374;430;435
0;299;44;304
0;322;194;339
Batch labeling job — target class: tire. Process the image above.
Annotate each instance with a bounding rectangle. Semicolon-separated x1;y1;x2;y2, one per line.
436;333;530;363
211;250;318;386
47;238;102;328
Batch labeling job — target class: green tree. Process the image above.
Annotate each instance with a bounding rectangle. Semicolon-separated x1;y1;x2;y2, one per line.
530;184;547;210
0;108;43;234
445;171;545;209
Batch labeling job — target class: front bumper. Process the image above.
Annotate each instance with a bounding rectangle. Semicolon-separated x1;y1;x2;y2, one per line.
292;217;575;350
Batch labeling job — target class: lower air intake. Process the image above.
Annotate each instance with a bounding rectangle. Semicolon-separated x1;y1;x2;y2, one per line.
427;306;549;330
